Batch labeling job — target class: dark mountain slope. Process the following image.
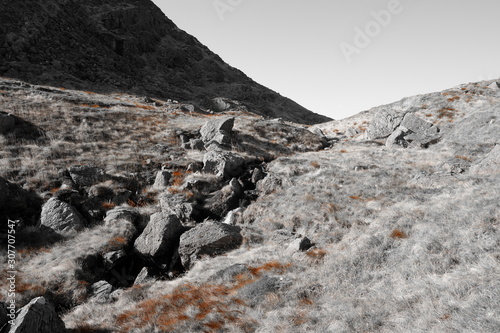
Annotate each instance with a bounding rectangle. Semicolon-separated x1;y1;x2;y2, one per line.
0;0;330;124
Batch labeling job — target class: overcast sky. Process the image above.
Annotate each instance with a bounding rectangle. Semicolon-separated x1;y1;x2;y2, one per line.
152;0;500;120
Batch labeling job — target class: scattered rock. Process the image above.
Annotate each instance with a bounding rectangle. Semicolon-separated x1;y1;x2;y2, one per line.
385;114;441;148
104;207;139;225
285;236;313;255
0;111;15;134
133;267;158;285
134;213;185;266
178;222;243;269
7;296;67;333
39;198;86;233
153;170;171;189
202;149;245;179
188;138;205;151
90;280;113;303
68;165;107;187
200;117;235;146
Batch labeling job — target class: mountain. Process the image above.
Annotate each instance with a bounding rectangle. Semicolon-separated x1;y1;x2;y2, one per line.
0;76;499;332
0;0;331;124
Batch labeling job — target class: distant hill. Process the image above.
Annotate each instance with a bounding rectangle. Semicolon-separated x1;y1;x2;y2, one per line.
0;0;331;124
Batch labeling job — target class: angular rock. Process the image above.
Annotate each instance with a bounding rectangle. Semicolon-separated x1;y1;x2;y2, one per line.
399;113;433;133
68;165;107;187
385;126;410;148
251;167;266;184
40;198;86;233
203;149;245;179
90;280;113;303
0;111;15;134
134;213;185;265
7;296;67;333
189;138;205;151
104;207;139;225
488;81;500;90
470;145;500;174
366;109;407;139
200;117;235;145
178;222;243;269
133;267;157;285
153;170;171;189
285;237;313;255
160;194;200;223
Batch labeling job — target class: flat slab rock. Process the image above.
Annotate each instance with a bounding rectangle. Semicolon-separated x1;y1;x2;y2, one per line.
178;222;243;269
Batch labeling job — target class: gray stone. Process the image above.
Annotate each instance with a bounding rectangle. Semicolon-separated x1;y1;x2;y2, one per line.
202;149;245;179
0;111;15;134
251;168;266;184
470;145;500;174
104;207;138;224
256;174;283;194
90;280;113;303
399;113;433;133
40;198;86;233
200;117;235;145
285;237;313;255
488;81;500;90
68;165;107;187
178;222;243;269
160;195;199;223
366;109;407;139
189;138;205;151
153;170;171;189
134;213;185;265
7;297;67;333
385;126;410;148
133;267;157;285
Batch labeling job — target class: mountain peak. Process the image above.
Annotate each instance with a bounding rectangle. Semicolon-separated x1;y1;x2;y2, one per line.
0;0;331;124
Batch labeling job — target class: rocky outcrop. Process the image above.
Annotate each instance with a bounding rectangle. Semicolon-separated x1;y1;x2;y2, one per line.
7;297;66;333
39;197;86;233
470;145;500;174
178;222;243;269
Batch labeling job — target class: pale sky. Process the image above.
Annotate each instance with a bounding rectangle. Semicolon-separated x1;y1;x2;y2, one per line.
152;0;500;120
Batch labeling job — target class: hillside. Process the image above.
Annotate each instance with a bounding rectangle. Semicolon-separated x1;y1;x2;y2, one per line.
0;0;330;125
0;77;499;332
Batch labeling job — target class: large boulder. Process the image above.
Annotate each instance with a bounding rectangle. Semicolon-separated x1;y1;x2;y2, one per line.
202;149;245;179
39;198;86;233
134;213;185;266
366;109;407;140
68;165;107;187
7;297;67;333
178;222;243;269
200;117;235;146
384;113;441;148
153;170;171;189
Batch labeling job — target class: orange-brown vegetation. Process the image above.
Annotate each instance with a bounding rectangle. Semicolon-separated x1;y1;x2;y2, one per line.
116;262;291;332
390;229;408;239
